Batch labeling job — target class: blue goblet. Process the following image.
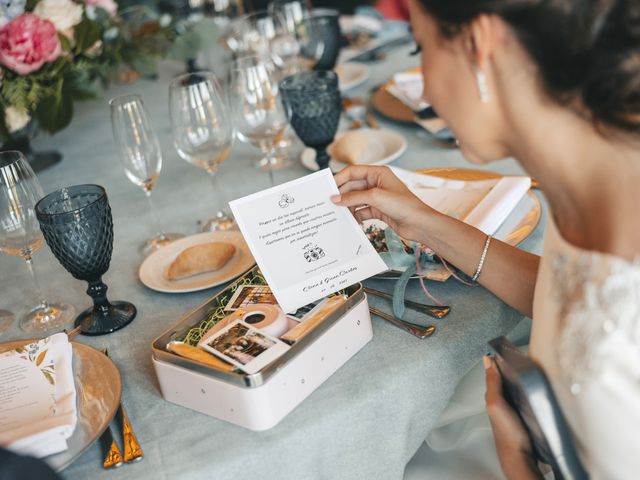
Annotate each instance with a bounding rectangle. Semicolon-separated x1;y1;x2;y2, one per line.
36;185;136;336
280;70;341;170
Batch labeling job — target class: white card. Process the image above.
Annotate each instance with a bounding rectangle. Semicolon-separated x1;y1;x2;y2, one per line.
229;169;388;312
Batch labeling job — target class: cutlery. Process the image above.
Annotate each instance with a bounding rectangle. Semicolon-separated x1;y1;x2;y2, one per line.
102;349;144;463
118;404;144;463
99;422;123;469
369;307;436;339
364;287;451;319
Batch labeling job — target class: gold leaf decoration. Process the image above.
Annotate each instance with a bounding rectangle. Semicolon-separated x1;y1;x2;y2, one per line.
36;349;48;366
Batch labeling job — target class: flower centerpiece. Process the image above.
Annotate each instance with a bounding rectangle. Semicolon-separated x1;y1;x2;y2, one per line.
0;0;176;170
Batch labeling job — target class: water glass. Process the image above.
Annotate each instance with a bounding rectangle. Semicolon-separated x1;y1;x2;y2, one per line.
36;185;137;336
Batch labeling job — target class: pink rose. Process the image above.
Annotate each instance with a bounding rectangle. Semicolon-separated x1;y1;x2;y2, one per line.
0;13;61;75
86;0;118;18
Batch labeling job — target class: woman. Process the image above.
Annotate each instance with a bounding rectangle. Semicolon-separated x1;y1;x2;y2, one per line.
331;0;640;478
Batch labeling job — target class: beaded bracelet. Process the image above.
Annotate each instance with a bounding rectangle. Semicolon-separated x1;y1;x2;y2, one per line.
472;235;492;282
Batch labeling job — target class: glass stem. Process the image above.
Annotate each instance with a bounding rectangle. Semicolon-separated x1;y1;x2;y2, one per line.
144;189;166;239
87;278;111;315
24;254;49;313
315;147;331;170
263;143;277;186
206;166;226;217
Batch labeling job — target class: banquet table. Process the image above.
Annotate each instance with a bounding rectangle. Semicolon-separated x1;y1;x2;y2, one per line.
0;42;546;480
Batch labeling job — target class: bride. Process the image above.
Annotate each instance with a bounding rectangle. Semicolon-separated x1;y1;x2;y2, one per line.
332;0;640;478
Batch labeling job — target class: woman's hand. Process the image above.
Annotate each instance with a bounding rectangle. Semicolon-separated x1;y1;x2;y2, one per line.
483;356;542;480
331;165;439;242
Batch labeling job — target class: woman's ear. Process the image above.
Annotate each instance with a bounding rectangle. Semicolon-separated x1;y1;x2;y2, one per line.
465;14;498;68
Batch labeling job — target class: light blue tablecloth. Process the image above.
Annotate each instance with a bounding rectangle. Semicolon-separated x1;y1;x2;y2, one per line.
0;42;545;479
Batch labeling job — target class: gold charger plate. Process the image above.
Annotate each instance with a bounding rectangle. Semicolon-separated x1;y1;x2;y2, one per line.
418;167;541;247
371;67;421;123
374;167;541;279
0;339;122;472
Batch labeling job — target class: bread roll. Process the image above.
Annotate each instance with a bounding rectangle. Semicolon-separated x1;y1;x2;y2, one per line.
166;242;236;281
329;130;384;165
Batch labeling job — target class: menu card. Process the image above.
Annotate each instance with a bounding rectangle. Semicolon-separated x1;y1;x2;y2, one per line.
230;169;388;312
0;333;77;458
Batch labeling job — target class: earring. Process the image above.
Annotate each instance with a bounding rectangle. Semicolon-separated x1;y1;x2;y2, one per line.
474;67;490;103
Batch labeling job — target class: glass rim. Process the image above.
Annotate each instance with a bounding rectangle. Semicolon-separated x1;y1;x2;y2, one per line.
0;150;28;170
279;69;338;89
108;93;143;107
35;184;107;220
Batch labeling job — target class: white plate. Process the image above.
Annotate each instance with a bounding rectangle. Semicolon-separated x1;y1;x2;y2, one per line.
300;128;407;172
336;62;370;91
139;231;255;293
0;340;121;472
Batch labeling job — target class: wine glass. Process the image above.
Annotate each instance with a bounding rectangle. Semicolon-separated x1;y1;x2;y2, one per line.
169;72;235;232
36;185;137;336
230;55;289;185
110;94;184;256
271;0;324;71
280;70;341;170
0;151;75;334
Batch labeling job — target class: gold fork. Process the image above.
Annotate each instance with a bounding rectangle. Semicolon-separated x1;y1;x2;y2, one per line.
102;349;144;463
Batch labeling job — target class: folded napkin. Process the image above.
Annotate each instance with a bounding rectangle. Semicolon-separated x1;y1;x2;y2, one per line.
386;72;452;136
0;333;77;458
390;166;531;235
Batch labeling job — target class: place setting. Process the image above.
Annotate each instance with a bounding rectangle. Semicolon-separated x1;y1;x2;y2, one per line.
0;153;142;473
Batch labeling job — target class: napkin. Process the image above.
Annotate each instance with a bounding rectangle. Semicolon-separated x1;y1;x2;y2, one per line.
386;72;451;136
0;333;77;458
390;166;531;234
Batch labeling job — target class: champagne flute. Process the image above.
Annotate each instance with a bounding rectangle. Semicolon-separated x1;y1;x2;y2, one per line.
110;94;184;256
0;151;75;334
230;55;289;186
169;71;235;231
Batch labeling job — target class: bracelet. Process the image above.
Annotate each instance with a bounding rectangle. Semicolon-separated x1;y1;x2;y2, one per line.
472;235;492;282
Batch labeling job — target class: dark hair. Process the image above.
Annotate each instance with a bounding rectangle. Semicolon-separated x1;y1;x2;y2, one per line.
417;0;640;135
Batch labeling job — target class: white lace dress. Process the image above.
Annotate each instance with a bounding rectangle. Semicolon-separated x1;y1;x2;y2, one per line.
405;218;640;480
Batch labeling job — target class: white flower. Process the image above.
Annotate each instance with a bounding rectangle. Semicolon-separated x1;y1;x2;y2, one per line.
159;14;171;27
5;106;30;133
33;0;83;32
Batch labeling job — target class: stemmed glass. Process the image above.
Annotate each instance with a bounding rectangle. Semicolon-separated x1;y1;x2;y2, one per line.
311;9;341;71
36;184;137;336
280;70;341;170
230;55;289;185
169;72;235;232
271;0;324;71
0;151;75;334
110;94;183;256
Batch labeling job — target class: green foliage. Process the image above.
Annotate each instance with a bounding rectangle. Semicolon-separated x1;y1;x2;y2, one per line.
0;4;178;141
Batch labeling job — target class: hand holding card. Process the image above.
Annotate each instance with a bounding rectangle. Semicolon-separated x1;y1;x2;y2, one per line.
229;169;387;312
